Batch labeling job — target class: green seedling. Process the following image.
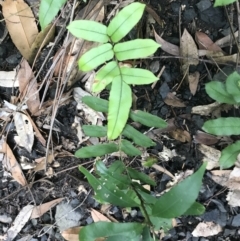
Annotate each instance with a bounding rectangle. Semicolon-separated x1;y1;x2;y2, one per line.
203;71;240;168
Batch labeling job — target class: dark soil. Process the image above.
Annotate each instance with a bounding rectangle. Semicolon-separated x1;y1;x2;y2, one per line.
0;0;240;240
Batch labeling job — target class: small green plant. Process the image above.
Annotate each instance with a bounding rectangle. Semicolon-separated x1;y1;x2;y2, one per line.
67;2;206;239
214;0;237;6
203;71;240;168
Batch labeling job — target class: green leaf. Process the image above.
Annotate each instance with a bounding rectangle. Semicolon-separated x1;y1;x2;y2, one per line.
107;2;145;43
142;157;158;167
75;143;118;158
123;124;156;147
127;167;156;186
142;227;154;241
39;0;67;30
120;139;141;156
214;0;237;6
152;163;206;218
130;110;167;128
79;166;140;207
82;96;108;112
183;202;205;216
225;71;240;103
133;183;157;204
219;141;240;169
114;39;160;61
108;78;132;139
67;20;108;43
79;43;114;72
121;67;158;85
79;222;144;241
82;125;107;137
202;117;240;135
149;215;172;232
205;81;236;104
93;61;120;92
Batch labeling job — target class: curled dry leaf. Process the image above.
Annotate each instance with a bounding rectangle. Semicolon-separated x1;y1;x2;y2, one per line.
169;129;191;143
6;205;34;241
91;208;111;222
31;198;64;219
17;60;40;114
14;112;34;153
188;71;200;96
164;92;186;107
0;137;27;186
192;222;222;237
1;0;38;61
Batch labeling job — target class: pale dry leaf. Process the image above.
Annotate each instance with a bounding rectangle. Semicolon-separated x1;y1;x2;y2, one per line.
211;170;231;186
0;70;18;87
215;31;238;48
188;71;200;96
1;0;38;61
212;54;238;65
164;92;186;107
14;112;34;153
31;198;64;219
34;153;55;172
0;137;27;186
198;144;220;170
192;222;222;237
194;131;219;145
195;32;223;53
17;60;40;114
152;164;175;179
61;227;82;241
227;167;240;190
227;190;240;207
91;209;111;222
6;205;34;241
169;129;191;143
154;28;179;56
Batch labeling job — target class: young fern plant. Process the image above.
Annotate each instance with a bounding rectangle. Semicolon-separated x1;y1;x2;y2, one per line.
203;71;240;169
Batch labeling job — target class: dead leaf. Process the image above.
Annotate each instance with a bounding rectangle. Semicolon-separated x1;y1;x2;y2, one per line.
195;32;223;53
227;190;240;207
198;144;221;170
0;70;18;87
188;71;200;95
194;131;219;145
31;198;64;219
227;167;240;190
14;112;34;153
0;137;27;186
211;170;231;186
152;164;175;179
91;209;111;222
154;28;179;56
61;227;82;241
164;92;186;107
1;0;38;61
6;205;34;241
212;54;238;65
169;129;191;143
192;222;222;237
215;31;238;48
17;60;40;114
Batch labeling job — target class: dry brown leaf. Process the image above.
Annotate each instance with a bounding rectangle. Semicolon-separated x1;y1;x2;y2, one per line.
169;129;191;143
164;92;186;107
61;227;82;241
215;31;238;48
0;70;18;87
152;164;174;179
188;71;200;95
212;54;238;65
227;167;240;190
194;131;219;145
198;144;220;170
227;190;240;207
211;170;231;186
17;60;40;114
192;222;222;237
1;0;38;61
31;198;64;219
91;209;111;222
195;32;223;53
0;137;27;186
14;112;34;153
154;28;179;56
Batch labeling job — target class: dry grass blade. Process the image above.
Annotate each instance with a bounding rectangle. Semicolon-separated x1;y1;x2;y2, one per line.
1;0;38;61
91;209;111;222
0;137;27;186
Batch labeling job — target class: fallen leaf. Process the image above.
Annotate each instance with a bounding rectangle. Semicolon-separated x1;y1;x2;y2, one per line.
152;164;175;179
198;144;220;170
17;60;40;114
227;190;240;207
0;70;18;87
154;28;179;56
1;0;38;61
188;71;200;96
215;31;238;48
211;170;231;186
61;227;82;241
0;137;27;186
194;131;219;145
31;198;64;219
6;205;34;241
212;54;238;65
169;129;191;143
192;222;222;237
91;209;111;222
14;112;34;153
227;167;240;190
164;92;186;107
